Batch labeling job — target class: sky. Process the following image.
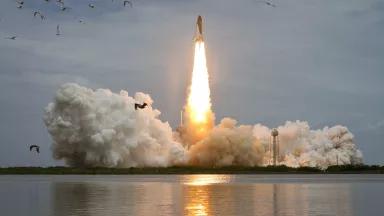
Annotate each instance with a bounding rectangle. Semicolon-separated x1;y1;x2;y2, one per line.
0;0;383;166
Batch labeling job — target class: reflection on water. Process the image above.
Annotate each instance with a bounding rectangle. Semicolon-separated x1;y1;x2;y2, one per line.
182;174;233;186
52;182;179;216
0;175;383;216
180;176;348;216
180;175;353;216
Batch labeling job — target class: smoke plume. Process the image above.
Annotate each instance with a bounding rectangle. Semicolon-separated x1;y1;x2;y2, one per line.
44;83;363;168
44;83;186;167
188;118;265;166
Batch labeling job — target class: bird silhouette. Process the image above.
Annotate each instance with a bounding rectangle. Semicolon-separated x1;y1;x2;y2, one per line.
135;102;148;110
33;11;46;20
29;145;40;153
5;36;17;40
88;3;95;8
56;24;61;35
256;0;276;7
60;6;71;11
123;1;133;7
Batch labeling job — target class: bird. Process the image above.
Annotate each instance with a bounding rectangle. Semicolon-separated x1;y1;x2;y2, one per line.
29;145;40;153
88;3;95;8
256;0;276;7
56;0;64;7
16;5;23;9
33;11;46;20
16;1;24;5
56;24;60;35
33;11;41;17
135;102;148;110
123;0;132;7
60;6;71;11
5;36;17;40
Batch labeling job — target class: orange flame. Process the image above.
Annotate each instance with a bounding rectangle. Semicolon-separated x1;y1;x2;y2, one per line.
183;40;214;144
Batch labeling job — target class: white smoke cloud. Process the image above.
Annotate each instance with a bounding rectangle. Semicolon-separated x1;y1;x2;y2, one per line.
44;83;186;167
253;121;363;169
44;83;363;169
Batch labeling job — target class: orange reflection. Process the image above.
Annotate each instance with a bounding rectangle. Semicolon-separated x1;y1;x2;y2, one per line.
182;175;232;186
183;175;232;216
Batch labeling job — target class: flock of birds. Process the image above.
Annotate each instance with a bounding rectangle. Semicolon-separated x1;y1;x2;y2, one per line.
5;0;135;40
3;0;276;40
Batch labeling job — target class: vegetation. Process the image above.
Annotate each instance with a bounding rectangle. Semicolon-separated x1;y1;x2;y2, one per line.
0;165;383;175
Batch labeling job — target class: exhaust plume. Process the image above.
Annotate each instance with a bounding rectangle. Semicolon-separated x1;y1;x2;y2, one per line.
44;83;363;169
182;41;215;146
44;83;186;167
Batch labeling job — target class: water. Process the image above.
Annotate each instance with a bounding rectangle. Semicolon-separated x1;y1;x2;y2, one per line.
0;174;383;216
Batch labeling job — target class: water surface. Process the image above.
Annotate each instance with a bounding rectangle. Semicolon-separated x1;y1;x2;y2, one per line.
0;174;383;216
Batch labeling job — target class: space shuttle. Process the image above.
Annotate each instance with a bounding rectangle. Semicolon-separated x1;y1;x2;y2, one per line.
194;15;204;42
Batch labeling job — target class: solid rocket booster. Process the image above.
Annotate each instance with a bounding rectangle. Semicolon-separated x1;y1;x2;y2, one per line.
195;15;203;41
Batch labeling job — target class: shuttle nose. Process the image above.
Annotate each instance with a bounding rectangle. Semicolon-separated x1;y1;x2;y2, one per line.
196;15;203;35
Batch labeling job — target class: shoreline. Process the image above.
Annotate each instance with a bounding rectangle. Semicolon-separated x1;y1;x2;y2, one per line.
0;165;383;175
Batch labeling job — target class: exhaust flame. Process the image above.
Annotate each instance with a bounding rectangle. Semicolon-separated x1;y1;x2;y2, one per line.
187;41;211;123
183;41;214;144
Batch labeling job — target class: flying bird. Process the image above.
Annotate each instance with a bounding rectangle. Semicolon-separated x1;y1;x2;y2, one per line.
33;11;46;20
88;3;95;8
33;11;41;17
16;5;23;9
29;145;40;153
256;0;276;7
135;103;148;110
16;1;24;5
5;36;17;40
123;1;132;7
56;0;64;7
56;24;60;35
60;6;71;11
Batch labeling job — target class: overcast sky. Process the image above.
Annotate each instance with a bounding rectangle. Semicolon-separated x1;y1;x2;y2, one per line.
0;0;383;166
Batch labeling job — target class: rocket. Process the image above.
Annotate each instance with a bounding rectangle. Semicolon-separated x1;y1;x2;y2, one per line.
194;15;204;42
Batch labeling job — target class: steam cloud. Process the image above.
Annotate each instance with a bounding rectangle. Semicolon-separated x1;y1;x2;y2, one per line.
44;83;186;167
44;83;363;168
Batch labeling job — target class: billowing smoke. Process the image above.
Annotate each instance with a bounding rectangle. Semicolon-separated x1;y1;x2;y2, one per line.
44;83;186;167
253;121;363;169
188;118;265;166
44;83;363;169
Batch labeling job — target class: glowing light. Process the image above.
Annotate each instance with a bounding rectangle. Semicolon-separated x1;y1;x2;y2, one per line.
187;41;211;124
183;40;214;144
183;175;232;186
183;175;232;215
